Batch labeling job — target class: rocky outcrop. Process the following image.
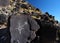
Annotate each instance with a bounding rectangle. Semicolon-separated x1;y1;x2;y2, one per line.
0;0;60;43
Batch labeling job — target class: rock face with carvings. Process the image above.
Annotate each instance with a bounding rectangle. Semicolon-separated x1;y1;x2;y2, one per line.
0;0;60;43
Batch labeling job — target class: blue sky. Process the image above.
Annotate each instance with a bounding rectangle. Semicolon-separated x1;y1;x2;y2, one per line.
26;0;60;22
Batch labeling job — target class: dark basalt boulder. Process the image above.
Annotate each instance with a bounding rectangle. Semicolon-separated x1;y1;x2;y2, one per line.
0;14;6;24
